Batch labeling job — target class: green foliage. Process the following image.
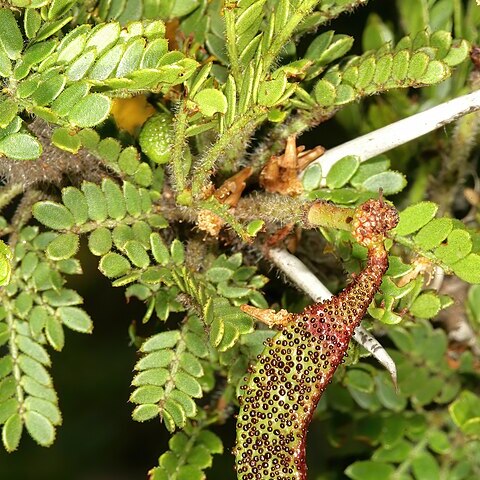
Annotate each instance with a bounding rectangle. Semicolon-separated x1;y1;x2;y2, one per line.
392;202;480;283
0;11;198;160
0;241;13;286
450;390;480;437
149;418;224;480
0;225;89;450
0;1;479;479
304;154;408;201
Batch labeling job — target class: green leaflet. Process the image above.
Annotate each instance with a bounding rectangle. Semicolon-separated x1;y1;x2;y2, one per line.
149;421;223;480
0;241;13;286
0;9;23;60
393;202;438;236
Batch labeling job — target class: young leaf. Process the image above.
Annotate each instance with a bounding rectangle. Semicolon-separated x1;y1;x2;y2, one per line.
410;292;442;319
0;9;23;60
193;89;228;116
345;461;395;480
51;128;81;153
362;171;406;195
58;307;93;333
88;228;113;256
415;218;453;250
2;414;23;452
452;254;480;284
434;229;472;265
99;252;131;278
24;411;55;447
46;233;79;260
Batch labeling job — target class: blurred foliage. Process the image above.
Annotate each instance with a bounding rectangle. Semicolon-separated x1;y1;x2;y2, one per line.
0;0;478;479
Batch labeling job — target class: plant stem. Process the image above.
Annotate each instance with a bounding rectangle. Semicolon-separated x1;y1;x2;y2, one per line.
392;437;429;480
5;307;25;416
171;100;190;195
10;190;43;245
306;202;355;231
235;193;306;225
191;107;266;198
267;247;398;385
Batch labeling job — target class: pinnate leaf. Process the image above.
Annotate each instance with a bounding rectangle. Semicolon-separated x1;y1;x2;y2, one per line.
68;94;111;127
2;413;22;452
132;404;159;422
0;133;42;160
410;293;441;319
345;460;395;480
415;218;453;250
362;171;406;195
0;9;23;60
46;233;79;260
452;254;480;284
193;89;228;116
434;229;472;265
99;252;131;278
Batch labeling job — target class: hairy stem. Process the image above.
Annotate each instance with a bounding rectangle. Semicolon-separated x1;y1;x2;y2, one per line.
0;183;23;211
171;100;190;195
235;193;306;225
191;107;266;198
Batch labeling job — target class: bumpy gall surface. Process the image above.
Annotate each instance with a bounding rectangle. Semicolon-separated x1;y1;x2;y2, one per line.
235;199;398;480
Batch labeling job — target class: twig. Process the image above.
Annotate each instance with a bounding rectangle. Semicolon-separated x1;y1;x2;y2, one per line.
191;107;266;198
268;247;398;385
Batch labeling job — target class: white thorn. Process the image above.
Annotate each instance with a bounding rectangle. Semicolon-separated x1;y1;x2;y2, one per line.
303;90;480;178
